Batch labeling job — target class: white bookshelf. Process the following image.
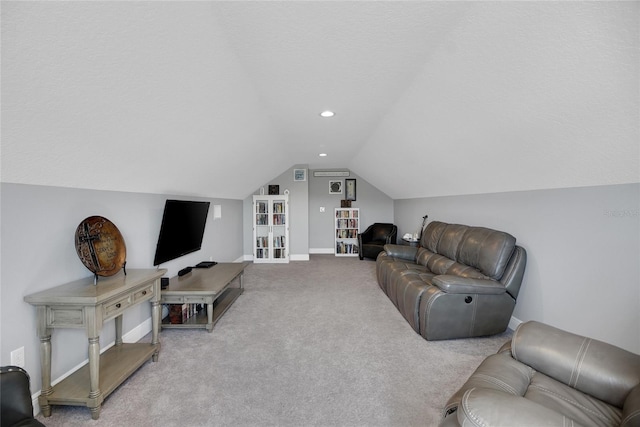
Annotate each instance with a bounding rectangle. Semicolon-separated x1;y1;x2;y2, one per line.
335;208;359;256
253;194;289;263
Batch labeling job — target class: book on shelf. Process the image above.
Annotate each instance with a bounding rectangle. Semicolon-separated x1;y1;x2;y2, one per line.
168;303;204;324
336;242;359;254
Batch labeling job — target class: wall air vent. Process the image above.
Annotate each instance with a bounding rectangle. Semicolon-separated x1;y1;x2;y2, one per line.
313;171;350;177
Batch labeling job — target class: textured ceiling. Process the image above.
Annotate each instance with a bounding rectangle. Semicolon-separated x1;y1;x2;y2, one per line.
213;1;470;167
2;1;638;199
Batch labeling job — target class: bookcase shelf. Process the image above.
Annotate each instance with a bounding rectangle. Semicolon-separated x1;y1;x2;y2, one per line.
335;208;359;256
253;194;289;263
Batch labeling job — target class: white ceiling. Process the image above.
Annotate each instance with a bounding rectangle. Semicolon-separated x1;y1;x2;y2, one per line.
2;1;638;199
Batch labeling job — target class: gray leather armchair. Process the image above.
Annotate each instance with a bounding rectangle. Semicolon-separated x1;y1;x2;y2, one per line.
1;366;46;427
441;321;640;427
357;223;397;260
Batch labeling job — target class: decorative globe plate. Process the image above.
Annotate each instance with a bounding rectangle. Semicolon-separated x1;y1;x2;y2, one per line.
75;216;127;277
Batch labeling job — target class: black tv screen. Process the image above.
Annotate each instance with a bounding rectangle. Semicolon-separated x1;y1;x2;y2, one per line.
153;200;210;266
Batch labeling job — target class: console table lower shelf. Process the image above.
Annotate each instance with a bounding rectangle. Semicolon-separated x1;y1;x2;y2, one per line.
160;262;249;332
41;343;156;410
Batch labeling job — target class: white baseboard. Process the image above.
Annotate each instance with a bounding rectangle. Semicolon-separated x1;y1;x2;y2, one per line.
31;318;154;416
508;315;523;332
309;248;334;254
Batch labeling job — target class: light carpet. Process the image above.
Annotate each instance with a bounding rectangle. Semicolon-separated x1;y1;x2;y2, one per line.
36;254;511;426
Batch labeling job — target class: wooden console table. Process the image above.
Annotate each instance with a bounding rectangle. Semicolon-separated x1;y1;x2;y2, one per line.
24;268;166;420
161;262;249;332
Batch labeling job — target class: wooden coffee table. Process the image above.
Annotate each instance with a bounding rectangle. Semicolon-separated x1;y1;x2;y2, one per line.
160;262;250;332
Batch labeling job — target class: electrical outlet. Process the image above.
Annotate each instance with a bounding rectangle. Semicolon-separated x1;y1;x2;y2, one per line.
11;346;25;368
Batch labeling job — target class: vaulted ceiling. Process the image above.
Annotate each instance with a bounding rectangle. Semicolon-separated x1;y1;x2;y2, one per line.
2;1;638;199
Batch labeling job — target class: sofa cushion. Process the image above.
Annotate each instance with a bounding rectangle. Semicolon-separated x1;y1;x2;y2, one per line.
512;321;640;408
417;248;489;280
444;261;488;279
457;226;516;280
421;221;448;252
457;387;608;427
425;253;456;275
525;371;622;426
376;253;427;295
436;224;469;261
415;247;435;266
392;271;435;332
422;221;517;280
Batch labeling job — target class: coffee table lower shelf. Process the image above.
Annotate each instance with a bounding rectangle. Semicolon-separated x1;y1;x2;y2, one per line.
161;287;243;332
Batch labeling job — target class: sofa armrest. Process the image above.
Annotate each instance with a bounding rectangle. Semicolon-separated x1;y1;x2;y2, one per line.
432;275;506;295
382;244;417;261
385;226;398;244
512;321;640;408
441;350;533;423
449;388;571;427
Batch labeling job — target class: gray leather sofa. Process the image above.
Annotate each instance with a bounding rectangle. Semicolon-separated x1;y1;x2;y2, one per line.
376;220;526;340
441;321;640;427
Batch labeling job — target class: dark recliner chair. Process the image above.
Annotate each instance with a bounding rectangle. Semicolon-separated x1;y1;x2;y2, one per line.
358;223;398;260
1;366;46;427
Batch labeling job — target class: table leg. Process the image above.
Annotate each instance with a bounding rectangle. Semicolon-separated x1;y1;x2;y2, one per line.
89;402;101;420
151;299;161;361
88;336;101;400
207;301;214;332
36;306;53;417
115;315;123;346
38;336;53;417
84;335;102;419
86;304;103;420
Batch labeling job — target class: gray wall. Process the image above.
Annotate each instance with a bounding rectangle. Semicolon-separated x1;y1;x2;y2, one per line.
393;183;640;353
0;183;244;392
243;165;310;260
243;168;394;257
308;170;394;252
4;179;637;399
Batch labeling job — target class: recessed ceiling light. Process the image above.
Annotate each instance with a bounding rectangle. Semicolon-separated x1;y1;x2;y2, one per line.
319;153;328;157
320;111;335;118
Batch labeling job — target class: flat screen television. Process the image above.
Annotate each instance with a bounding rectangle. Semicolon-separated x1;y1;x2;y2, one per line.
153;199;210;266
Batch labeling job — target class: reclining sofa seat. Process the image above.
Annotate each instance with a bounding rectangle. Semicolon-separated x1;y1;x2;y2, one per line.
376;221;526;340
441;321;640;427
